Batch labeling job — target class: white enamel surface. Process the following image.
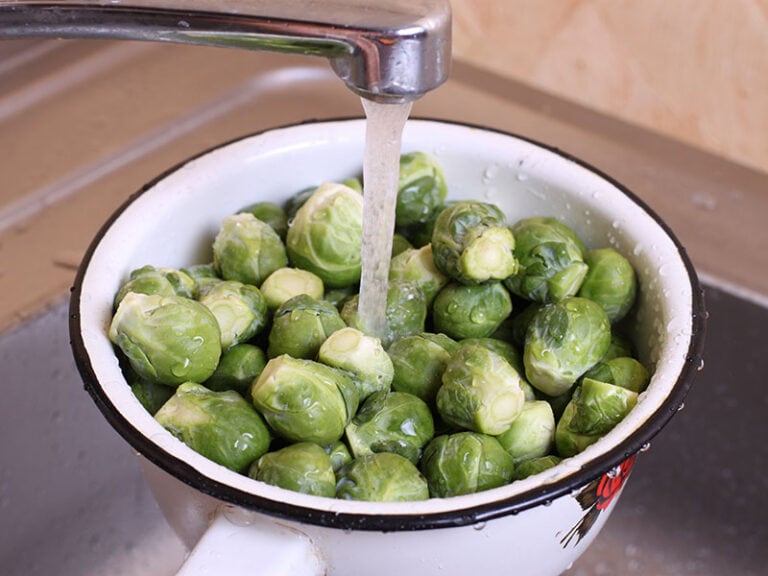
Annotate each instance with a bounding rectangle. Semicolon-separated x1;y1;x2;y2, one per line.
77;119;694;530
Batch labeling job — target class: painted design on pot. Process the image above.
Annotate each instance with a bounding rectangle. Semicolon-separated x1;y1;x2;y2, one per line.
559;454;637;548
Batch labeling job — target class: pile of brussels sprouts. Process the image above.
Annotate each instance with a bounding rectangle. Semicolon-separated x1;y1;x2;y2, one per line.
109;151;649;502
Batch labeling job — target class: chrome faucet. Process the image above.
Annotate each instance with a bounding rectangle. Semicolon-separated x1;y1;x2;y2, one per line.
0;0;451;102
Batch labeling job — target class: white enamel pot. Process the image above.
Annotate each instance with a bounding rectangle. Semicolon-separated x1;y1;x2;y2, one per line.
69;118;706;576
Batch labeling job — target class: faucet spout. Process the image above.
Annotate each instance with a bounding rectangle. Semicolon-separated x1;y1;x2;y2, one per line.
0;0;451;102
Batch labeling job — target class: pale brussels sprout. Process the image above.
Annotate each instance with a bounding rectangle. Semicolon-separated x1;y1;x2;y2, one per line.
568;378;638;436
204;343;266;395
197;280;268;350
505;217;588;303
436;344;526;435
259;267;324;311
432;281;513;340
324;440;353;472
286;182;364;288
336;452;429;502
212;213;288;286
114;265;196;307
582;356;650;393
389;332;458;404
395;151;448;228
420;432;515;498
155;382;270;473
431;200;518;284
459;337;535;401
317;327;394;400
249;442;336;497
238;201;289;240
345;391;435;464
578;248;638;323
513;455;562;480
523;297;611;397
267;294;346;359
341;280;427;348
388;244;448;304
109;292;221;386
495;400;556;463
251;355;359;445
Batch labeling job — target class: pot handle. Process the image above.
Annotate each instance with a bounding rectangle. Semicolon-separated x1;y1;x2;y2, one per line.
175;508;325;576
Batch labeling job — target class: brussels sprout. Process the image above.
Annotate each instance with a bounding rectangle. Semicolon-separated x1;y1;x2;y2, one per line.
341;280;427;348
238;201;289;240
109;293;222;386
458;337;523;376
505;217;588;303
394;151;448;227
582;356;650;393
249;442;335;497
155;382;270;472
197;280;268;350
204;343;266;395
286;182;363;288
251;355;359;445
267;294;346;359
391;233;413;257
388;244;448;304
554;400;603;457
578;248;638;323
568;378;638;436
324;440;352;472
513;455;562;480
259;267;324;311
495;400;555;463
420;432;514;497
345;391;435;464
523;297;611;397
336;452;429;502
432;281;513;340
130;378;175;415
212;213;288;286
389;332;458;404
431;200;518;284
317;327;394;400
114;265;196;307
437;344;526;435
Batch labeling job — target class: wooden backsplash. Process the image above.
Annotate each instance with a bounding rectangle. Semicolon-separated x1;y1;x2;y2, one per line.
451;0;768;174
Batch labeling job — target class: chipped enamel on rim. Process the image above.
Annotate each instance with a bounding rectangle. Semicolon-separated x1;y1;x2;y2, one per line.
72;119;698;526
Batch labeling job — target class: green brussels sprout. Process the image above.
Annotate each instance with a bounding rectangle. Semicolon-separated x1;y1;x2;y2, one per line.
432;281;513;340
341;280;427;348
394;151;448;227
249;442;335;497
336;452;429;502
431;200;518;284
114;265;196;307
389;332;458;404
155;382;270;472
130;378;175;415
568;378;638;436
578;248;638;322
390;233;413;257
345;391;435;464
212;213;288;286
554;400;603;457
267;294;346;359
420;432;514;497
324;440;352;472
523;297;611;397
286;182;363;288
458;337;535;401
388;244;448;304
197;280;268;350
251;355;359;445
513;455;562;480
109;293;222;386
204;343;266;395
238;201;289;240
495;400;555;463
317;327;394;400
505;216;588;303
582;356;650;393
259;267;324;311
437;344;526;435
